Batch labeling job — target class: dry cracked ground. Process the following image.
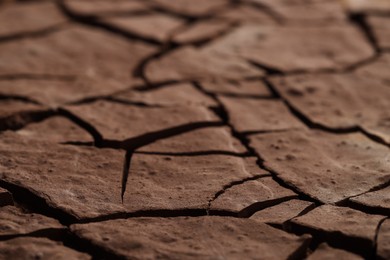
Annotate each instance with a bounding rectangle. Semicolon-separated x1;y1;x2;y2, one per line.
0;0;389;259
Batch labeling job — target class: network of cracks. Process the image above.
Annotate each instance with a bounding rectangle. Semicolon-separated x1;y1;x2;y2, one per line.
0;0;389;259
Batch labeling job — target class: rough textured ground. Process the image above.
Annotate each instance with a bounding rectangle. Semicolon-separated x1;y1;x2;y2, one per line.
0;0;389;259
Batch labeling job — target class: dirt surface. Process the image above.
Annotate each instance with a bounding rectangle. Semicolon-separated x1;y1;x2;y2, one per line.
0;0;389;259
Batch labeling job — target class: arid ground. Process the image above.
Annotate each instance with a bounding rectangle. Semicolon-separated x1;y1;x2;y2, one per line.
0;0;389;259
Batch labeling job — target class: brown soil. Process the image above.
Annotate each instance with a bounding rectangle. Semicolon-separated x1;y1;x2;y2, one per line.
0;0;388;259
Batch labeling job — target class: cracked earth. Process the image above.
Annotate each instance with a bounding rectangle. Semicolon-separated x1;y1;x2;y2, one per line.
0;0;389;259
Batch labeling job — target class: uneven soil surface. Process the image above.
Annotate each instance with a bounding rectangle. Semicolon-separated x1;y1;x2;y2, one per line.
0;0;389;259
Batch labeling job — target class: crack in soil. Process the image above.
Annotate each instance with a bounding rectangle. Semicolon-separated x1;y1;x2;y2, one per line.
133;45;179;85
135;150;251;157
121;151;132;202
62;231;124;260
242;128;297;137
374;217;388;259
282;202;388;259
0;225;97;260
238;196;299;218
349;13;381;53
0;109;56;132
283;203;318;228
255;158;321;204
0;180;78;225
264;77;390;149
0;74;77;81
145;0;235;21
133;79;192;92
206;92;276;99
170;18;240;47
102;96;164;108
244;1;284;24
0;94;42;106
206;174;270;215
336;181;390;216
286;218;377;259
58;108;103;145
0;228;67;242
0;23;69;44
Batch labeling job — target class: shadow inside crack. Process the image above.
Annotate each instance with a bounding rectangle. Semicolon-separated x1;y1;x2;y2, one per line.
133;79;192;92
285;218;379;259
0;180;78;225
349;13;381;53
0;74;77;81
114;121;224;150
336;181;390;216
0;94;42;106
0;109;56;132
135;150;250;157
0;228;67;242
207;174;271;211
237;196;298;218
